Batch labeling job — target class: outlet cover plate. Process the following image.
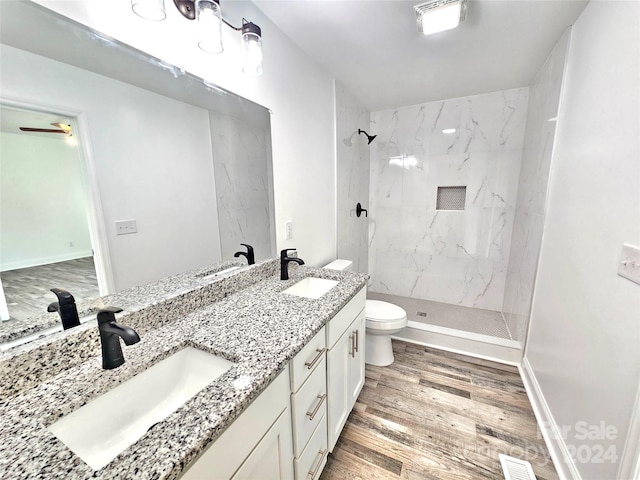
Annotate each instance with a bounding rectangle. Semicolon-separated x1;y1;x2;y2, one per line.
115;220;137;236
618;243;640;285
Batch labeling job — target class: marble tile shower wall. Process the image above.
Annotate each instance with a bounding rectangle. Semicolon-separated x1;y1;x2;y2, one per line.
336;81;370;273
210;111;275;261
369;88;529;311
502;31;570;341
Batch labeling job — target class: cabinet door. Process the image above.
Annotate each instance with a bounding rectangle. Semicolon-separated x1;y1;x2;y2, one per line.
232;409;294;480
326;325;350;452
347;310;366;408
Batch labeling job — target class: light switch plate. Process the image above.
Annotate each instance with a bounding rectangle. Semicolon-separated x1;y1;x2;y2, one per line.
115;220;137;235
617;243;640;285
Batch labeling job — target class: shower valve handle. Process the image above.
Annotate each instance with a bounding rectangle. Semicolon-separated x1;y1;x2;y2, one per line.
356;203;368;218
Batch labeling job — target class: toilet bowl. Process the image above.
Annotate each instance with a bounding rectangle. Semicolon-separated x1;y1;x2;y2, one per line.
323;259;408;367
364;300;407;366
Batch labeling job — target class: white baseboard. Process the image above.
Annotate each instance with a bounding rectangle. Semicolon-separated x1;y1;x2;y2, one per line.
392;324;523;366
519;357;581;480
0;251;93;272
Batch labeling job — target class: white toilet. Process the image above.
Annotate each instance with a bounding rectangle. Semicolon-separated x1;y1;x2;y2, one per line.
323;259;408;367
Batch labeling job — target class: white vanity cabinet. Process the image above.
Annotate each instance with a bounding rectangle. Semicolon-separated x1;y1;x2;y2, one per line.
180;367;294;480
289;327;328;480
326;287;366;452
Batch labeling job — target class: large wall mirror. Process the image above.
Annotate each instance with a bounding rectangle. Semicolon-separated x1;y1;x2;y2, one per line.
0;1;276;344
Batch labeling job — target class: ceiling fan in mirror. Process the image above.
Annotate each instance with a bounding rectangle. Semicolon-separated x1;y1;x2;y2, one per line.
19;122;71;134
19;122;76;144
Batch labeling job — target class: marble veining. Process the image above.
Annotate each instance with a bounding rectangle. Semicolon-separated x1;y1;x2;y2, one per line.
368;87;528;311
0;261;367;478
210;111;275;262
335;81;371;274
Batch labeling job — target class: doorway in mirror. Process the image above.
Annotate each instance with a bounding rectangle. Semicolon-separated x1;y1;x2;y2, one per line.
0;104;104;323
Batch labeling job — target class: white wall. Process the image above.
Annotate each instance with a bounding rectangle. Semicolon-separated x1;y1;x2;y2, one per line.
0;131;93;270
0;45;222;291
31;0;337;267
502;30;570;341
368;88;528;311
525;2;640;479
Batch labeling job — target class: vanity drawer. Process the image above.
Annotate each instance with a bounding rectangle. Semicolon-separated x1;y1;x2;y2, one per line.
294;413;328;480
291;356;327;457
326;287;366;349
290;326;326;393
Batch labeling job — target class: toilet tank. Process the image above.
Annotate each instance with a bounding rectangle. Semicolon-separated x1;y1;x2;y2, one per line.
323;259;353;272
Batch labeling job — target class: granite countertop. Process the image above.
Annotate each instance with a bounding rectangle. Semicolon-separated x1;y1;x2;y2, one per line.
0;264;368;479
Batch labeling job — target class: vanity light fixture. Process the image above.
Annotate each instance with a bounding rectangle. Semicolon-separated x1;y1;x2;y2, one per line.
132;0;264;76
414;0;468;36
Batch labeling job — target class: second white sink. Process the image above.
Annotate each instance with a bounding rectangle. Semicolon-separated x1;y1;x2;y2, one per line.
48;347;234;470
282;277;339;299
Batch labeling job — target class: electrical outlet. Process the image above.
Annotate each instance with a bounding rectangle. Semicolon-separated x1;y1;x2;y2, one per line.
618;243;640;285
115;220;138;235
285;221;293;240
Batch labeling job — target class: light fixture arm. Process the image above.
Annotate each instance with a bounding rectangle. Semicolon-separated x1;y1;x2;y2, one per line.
222;17;242;31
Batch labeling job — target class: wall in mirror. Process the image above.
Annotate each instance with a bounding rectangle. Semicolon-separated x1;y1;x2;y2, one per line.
0;1;276;341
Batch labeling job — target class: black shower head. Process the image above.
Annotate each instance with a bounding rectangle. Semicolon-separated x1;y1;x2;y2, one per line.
358;129;377;145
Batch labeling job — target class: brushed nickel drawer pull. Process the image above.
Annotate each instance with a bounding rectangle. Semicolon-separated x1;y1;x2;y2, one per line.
350;334;355;358
354;329;359;353
308;448;328;479
304;348;326;370
306;393;327;420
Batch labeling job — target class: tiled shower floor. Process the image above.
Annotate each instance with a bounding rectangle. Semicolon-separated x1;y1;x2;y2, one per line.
367;292;512;340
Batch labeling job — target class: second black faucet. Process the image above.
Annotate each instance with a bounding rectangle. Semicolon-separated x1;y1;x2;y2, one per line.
280;248;304;280
97;307;140;369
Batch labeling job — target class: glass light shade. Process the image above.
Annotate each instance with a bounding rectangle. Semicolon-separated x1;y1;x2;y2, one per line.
419;2;461;35
241;25;263;76
131;0;166;21
196;0;223;54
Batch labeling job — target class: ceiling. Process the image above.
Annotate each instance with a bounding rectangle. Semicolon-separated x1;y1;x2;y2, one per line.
254;0;588;111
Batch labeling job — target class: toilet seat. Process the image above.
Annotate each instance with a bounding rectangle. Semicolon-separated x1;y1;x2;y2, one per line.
365;300;407;330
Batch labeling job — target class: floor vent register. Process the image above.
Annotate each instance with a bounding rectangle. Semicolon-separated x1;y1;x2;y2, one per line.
499;454;537;480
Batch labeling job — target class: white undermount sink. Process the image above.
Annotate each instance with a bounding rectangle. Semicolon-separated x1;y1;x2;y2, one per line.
48;347;234;470
282;277;339;299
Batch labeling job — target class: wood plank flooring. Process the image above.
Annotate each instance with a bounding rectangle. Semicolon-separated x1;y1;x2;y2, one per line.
320;340;558;480
1;257;99;321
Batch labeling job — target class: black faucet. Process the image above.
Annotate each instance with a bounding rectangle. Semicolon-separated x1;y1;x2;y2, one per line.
47;288;81;330
97;307;140;369
234;243;255;265
280;248;305;280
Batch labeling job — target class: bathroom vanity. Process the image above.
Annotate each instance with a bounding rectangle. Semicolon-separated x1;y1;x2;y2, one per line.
0;258;367;479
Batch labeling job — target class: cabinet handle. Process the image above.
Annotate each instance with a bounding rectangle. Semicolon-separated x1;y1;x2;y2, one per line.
349;334;355;358
354;329;359;353
308;448;328;480
304;348;326;370
306;393;327;420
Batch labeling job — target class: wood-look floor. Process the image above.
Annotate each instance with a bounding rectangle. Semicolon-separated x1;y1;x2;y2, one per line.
1;257;99;321
320;340;558;480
